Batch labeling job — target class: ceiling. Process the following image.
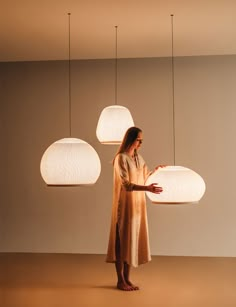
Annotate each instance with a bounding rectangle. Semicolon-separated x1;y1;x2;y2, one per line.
1;0;236;62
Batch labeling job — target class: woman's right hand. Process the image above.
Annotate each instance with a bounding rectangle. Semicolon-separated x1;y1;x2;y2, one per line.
146;183;163;194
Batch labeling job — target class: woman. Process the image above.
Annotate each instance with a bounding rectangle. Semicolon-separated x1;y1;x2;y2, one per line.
106;126;164;291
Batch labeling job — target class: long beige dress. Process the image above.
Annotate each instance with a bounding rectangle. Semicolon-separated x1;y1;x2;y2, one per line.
106;152;151;267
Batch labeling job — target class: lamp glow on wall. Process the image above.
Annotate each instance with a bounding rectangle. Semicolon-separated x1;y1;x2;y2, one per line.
40;13;101;186
96;26;134;144
146;14;206;204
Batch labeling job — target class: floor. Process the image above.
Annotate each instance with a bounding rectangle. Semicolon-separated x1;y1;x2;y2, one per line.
1;253;236;307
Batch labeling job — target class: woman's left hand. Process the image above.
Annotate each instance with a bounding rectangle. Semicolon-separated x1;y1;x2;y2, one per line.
154;165;167;171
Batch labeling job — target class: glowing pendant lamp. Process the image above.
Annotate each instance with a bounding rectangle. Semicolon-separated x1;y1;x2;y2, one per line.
40;13;101;186
96;26;134;144
146;15;206;204
146;166;205;204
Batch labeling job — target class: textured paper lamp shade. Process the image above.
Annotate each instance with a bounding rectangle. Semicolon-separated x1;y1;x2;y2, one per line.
146;166;206;204
96;105;134;144
40;138;101;186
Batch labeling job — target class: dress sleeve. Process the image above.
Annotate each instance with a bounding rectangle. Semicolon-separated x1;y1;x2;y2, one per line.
143;163;151;181
116;154;135;191
138;153;151;181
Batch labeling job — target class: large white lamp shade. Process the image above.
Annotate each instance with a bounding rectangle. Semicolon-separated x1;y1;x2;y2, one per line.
96;105;134;144
40;138;101;186
146;166;206;204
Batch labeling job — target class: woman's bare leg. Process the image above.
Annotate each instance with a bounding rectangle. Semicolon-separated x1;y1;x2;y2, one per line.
124;262;139;290
115;225;133;291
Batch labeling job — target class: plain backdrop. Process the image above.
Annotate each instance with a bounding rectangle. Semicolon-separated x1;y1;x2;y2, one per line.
1;55;235;256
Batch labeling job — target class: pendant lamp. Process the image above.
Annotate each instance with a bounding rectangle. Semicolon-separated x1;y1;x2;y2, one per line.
40;13;101;186
146;15;206;204
96;26;134;144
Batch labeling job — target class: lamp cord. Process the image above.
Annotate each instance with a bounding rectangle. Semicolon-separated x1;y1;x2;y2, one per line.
68;13;72;137
115;25;118;105
171;14;176;166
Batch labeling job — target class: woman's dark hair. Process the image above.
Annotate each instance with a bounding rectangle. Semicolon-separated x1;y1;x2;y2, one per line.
113;126;142;164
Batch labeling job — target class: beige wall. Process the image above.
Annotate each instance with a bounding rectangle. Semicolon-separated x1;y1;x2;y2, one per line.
1;55;236;256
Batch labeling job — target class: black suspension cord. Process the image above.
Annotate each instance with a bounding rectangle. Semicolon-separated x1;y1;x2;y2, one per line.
68;12;72;137
171;14;176;165
115;25;118;105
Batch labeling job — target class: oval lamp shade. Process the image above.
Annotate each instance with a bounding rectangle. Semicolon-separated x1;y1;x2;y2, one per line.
96;105;134;144
145;166;206;204
40;138;101;186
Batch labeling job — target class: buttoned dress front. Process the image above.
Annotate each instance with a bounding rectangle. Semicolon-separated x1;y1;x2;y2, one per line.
106;152;151;267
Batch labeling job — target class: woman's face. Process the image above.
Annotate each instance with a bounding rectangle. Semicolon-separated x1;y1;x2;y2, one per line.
132;131;143;151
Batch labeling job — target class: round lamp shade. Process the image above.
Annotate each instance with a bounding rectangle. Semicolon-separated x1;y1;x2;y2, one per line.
96;105;134;144
145;166;206;204
40;138;101;186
